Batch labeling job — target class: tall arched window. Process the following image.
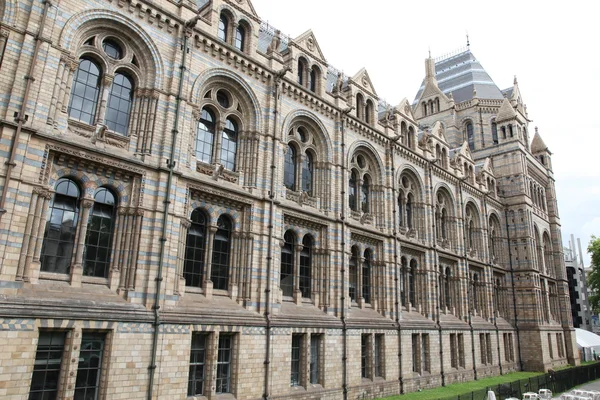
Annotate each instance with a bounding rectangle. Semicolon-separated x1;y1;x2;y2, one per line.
284;144;297;190
297;59;306;86
302;152;313;195
84;187;116;278
309;67;317;93
68;58;101;125
196;108;216;164
398;192;404;227
349;170;358;211
401;257;408;306
406;193;413;229
280;231;295;297
234;26;245;51
444;267;452;310
299;235;312;298
105;72;134;135
362;250;372;304
441;208;447;240
409;260;416;306
361;175;370;213
356;94;364;120
471;273;479;311
349;246;359;302
466;122;475;150
468;220;475;249
184;209;207;288
491;120;498;145
493;278;501;315
509;125;514;137
220;118;238;170
41;179;81;274
218;14;228;41
365;100;373;124
211;216;232;290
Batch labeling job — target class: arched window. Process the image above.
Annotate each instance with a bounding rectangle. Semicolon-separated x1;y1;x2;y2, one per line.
361;175;370;213
406;193;413;229
284;144;297;190
444;267;452;310
84;187;116;278
105;72;134;135
543;233;553;276
280;231;295;297
220;118;238;170
468;220;475;249
41;179;81;274
302;152;313;195
184;209;207;288
407;127;415;149
362;250;372;304
211;215;232;290
501;126;507;139
472;273;479;311
299;235;312;298
441;208;447;240
102;39;123;60
409;260;416;306
349;170;358;211
68;58;101;125
466;122;475;150
401;257;408;306
398;192;404;227
365;100;373;124
196;108;216;164
509;125;514;137
491;120;498;145
349;246;359;302
422;102;427;116
297;59;306;86
493;278;501;315
234;26;245;51
356;94;364;120
218;14;228;41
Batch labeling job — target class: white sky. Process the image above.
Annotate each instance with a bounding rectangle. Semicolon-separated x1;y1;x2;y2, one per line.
250;0;600;265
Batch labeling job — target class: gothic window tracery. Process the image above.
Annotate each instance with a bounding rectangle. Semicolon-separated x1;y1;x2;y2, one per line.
284;126;317;196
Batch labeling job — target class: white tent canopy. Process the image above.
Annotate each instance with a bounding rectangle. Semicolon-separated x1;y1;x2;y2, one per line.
575;328;600;361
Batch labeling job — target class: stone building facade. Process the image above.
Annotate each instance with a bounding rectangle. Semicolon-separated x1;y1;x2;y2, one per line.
0;0;578;399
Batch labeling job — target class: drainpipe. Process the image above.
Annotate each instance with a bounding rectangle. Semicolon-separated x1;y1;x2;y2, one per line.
484;197;502;375
504;209;524;371
262;66;290;400
339;106;353;400
459;180;477;380
0;0;52;216
148;15;199;400
427;159;445;386
389;132;403;393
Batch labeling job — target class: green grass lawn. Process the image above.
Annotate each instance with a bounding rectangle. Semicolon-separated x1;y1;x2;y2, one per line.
379;371;544;400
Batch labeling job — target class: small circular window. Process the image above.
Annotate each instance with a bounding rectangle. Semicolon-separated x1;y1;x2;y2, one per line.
103;38;123;60
216;90;231;108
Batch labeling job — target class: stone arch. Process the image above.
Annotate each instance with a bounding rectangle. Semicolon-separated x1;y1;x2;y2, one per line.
396;165;425;200
190;68;261;132
434;183;457;214
464;198;482;220
346;141;385;185
59;10;164;89
281;109;332;162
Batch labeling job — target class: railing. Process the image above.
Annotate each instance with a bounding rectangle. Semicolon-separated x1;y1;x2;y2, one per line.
438;363;600;400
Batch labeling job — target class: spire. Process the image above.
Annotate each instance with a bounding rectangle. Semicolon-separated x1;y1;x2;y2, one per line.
466;32;470;48
530;126;549;153
425;53;436;80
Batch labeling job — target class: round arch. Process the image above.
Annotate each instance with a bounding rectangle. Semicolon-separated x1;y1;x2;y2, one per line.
281;109;332;162
346;141;385;185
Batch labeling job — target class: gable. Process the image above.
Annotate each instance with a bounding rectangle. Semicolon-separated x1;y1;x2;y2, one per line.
350;67;378;97
397;98;415;120
293;29;327;62
224;0;259;19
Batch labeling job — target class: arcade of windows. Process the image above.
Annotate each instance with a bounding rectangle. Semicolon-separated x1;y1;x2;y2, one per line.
68;36;136;135
297;57;322;94
348;153;374;217
218;11;250;53
529;180;547;212
421;97;440;116
397;174;419;235
356;93;376;126
284;126;316;195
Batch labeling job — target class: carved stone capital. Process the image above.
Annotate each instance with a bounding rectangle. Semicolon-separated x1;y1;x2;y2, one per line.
81;199;95;209
32;187;53;200
180;218;192;229
103;74;114;86
1;29;9;38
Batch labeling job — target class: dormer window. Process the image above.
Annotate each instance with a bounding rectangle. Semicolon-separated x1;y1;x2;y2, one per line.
235;26;245;51
466;122;475;151
218;13;229;42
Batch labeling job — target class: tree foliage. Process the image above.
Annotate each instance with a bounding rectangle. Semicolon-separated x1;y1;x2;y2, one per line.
587;236;600;313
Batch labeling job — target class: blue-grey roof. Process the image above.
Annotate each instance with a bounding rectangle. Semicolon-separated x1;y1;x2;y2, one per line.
413;49;504;104
257;22;289;54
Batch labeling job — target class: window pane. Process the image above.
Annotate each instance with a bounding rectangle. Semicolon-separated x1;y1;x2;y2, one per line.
235;27;244;51
211;216;231;290
188;333;207;396
196;109;215;164
74;333;105;400
362;252;371;304
291;334;301;386
220;119;237;170
216;335;233;394
302;152;313;195
280;231;294;297
310;335;320;384
68;59;100;125
184;209;207;288
218;16;227;41
299;236;311;298
105;73;133;135
29;331;65;400
84;188;116;278
349;171;357;211
284;145;296;190
102;39;123;59
349;248;358;302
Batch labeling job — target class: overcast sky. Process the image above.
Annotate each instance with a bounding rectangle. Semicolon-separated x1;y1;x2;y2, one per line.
250;0;600;265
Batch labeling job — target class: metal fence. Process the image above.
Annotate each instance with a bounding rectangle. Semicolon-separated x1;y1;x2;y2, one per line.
438;362;600;400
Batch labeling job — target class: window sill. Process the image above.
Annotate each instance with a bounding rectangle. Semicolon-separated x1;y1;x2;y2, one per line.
285;189;318;208
39;271;70;282
81;276;109;285
196;161;240;184
184;286;205;295
67;119;130;149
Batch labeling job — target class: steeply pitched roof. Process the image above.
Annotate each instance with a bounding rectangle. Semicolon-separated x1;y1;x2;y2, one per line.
530;127;549;153
496;97;517;122
413;48;504;104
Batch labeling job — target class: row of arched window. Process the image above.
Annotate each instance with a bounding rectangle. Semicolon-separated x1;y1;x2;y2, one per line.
356;93;376;125
530;181;547;212
422;98;440;116
218;10;250;53
297;57;321;94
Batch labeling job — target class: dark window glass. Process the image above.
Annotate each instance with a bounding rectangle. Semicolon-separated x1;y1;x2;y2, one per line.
509;125;514;137
84;188;116;278
29;331;65;400
445;267;452;309
218;15;228;42
361;175;370;213
412;334;418;372
374;334;382;377
365;101;372;123
297;60;305;85
472;273;479;311
310;335;320;384
68;58;101;125
309;68;317;92
280;231;295;297
349;247;358;302
188;333;207;396
284;145;296;190
501;126;507;139
291;334;302;386
466;122;474;150
216;334;233;394
74;333;105;400
105;72;133;135
398;192;404;227
409;261;416;305
422;334;428;372
406;193;413;229
361;334;369;378
491;121;498;144
216;90;230;108
299;236;312;298
362;250;372;304
400;258;407;307
234;26;245;51
441;208;447;239
184;209;207;288
220;119;237;171
211;216;231;290
349;170;357;211
41;179;80;274
196;108;215;164
468;220;474;249
301;152;313;195
102;39;122;59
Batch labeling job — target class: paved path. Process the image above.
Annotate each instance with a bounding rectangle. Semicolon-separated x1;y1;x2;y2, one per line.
551;378;600;399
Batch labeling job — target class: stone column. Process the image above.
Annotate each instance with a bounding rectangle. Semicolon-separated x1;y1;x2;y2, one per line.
204;226;217;299
294;243;303;305
229;231;241;299
16;190;40;280
96;74;114;125
71;199;94;287
127;209;143;290
29;192;53;283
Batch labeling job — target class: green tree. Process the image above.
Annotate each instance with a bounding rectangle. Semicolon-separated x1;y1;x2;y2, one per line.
587;236;600;313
